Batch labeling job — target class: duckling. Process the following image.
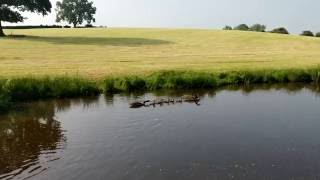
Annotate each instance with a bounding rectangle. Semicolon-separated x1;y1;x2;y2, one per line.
164;98;170;104
195;101;201;106
182;94;200;102
143;100;151;105
149;100;156;107
159;99;165;106
169;98;175;104
143;100;152;107
154;98;165;105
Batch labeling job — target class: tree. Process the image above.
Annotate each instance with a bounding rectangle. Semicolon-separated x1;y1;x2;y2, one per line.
316;32;320;37
300;31;314;37
0;0;52;36
223;26;232;30
56;0;96;28
234;24;250;31
250;24;266;32
270;27;289;35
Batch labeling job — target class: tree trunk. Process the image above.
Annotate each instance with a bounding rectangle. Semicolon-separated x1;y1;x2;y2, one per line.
73;22;77;28
0;20;5;37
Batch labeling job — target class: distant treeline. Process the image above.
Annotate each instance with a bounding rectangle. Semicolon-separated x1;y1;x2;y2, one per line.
223;24;320;37
3;24;101;29
3;25;71;29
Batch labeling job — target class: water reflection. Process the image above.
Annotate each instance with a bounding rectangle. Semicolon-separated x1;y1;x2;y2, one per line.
1;84;320;179
0;97;98;179
222;83;320;95
103;83;320;106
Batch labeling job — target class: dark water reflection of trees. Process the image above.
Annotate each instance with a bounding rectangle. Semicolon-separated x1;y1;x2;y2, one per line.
0;97;98;179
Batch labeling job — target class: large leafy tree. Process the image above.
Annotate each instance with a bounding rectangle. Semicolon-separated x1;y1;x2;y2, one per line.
56;0;96;28
0;0;52;36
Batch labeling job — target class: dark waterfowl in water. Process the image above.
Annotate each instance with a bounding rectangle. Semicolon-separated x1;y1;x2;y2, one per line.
130;100;150;108
129;95;201;108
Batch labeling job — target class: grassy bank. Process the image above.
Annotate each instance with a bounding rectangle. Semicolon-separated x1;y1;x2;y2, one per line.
0;77;100;112
2;28;320;79
103;68;320;92
1;68;320;112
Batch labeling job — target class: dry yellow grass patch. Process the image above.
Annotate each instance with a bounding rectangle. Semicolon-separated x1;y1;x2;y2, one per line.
1;28;320;79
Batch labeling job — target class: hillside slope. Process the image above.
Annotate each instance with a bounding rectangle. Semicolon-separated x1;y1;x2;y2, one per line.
1;28;320;78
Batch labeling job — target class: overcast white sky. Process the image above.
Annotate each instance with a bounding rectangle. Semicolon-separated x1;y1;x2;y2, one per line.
4;0;320;33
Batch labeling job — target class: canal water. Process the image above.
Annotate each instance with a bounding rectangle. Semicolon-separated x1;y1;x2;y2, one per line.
1;84;320;180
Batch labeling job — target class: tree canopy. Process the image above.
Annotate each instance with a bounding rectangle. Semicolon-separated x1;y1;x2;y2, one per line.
56;0;96;28
234;24;250;31
270;27;289;35
250;24;266;32
301;30;314;37
223;26;232;30
0;0;52;36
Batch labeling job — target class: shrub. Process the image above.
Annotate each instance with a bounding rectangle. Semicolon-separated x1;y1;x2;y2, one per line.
301;31;314;37
85;24;94;28
315;32;320;37
234;24;250;31
3;25;63;29
250;24;266;32
270;27;289;34
223;26;233;30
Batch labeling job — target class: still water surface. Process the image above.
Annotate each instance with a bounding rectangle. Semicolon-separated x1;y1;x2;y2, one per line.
1;85;320;180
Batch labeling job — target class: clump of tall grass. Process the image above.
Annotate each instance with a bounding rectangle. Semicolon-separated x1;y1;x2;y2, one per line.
1;77;101;101
0;77;100;113
146;71;218;90
104;71;219;92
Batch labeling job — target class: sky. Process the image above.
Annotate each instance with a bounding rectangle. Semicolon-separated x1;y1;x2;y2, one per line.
4;0;320;33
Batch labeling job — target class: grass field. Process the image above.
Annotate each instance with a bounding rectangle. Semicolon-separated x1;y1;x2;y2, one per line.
2;28;320;111
2;28;320;79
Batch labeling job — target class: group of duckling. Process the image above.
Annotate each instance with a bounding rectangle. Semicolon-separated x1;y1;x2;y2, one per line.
130;95;200;108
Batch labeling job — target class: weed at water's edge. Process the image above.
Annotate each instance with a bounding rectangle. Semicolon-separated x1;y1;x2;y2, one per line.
103;68;320;93
2;68;320;113
0;77;100;113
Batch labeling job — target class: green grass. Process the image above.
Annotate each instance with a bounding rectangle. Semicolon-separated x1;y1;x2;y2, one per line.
0;77;100;113
103;68;320;92
2;28;320;79
1;68;320;112
2;28;320;112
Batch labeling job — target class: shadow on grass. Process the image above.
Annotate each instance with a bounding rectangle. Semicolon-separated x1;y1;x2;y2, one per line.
6;35;172;46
